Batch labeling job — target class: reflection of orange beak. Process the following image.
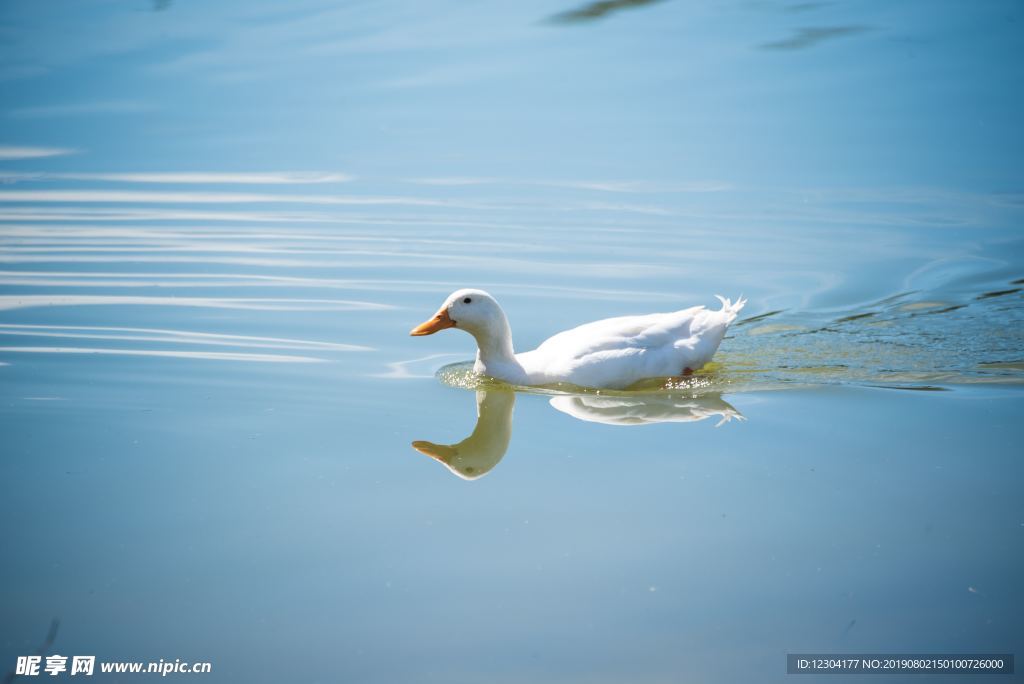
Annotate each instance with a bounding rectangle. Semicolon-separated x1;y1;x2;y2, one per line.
410;307;455;336
411;440;457;463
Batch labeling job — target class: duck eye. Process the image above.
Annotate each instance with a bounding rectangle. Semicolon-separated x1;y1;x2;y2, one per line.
463;297;472;304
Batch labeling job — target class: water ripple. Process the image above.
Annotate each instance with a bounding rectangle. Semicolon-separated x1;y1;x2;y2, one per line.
0;295;395;312
0;346;324;363
0;323;371;352
0;190;458;207
0;171;354;185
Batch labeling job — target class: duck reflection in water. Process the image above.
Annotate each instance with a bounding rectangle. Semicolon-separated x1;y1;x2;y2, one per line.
412;389;515;480
412;389;743;480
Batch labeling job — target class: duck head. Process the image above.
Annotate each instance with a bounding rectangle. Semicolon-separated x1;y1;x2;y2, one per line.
410;288;519;381
409;288;507;339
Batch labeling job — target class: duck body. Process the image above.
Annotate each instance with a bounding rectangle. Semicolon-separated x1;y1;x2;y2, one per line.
411;289;745;390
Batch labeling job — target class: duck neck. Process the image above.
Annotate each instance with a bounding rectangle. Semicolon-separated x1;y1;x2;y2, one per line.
470;315;516;369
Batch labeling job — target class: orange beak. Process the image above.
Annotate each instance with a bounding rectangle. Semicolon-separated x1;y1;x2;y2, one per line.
409;307;455;336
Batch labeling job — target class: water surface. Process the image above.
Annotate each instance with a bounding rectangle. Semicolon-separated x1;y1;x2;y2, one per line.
1;1;1023;682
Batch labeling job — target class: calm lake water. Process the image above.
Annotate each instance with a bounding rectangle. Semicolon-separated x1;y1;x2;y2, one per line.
2;1;1023;682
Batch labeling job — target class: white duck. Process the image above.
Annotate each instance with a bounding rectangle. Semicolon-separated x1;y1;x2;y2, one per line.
410;289;745;390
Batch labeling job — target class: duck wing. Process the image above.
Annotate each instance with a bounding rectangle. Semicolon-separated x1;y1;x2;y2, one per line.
534;307;704;357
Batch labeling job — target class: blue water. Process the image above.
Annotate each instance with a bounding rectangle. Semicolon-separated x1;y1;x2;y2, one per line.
1;1;1023;682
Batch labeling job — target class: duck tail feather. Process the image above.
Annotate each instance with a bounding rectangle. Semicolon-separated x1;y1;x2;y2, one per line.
714;294;747;322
